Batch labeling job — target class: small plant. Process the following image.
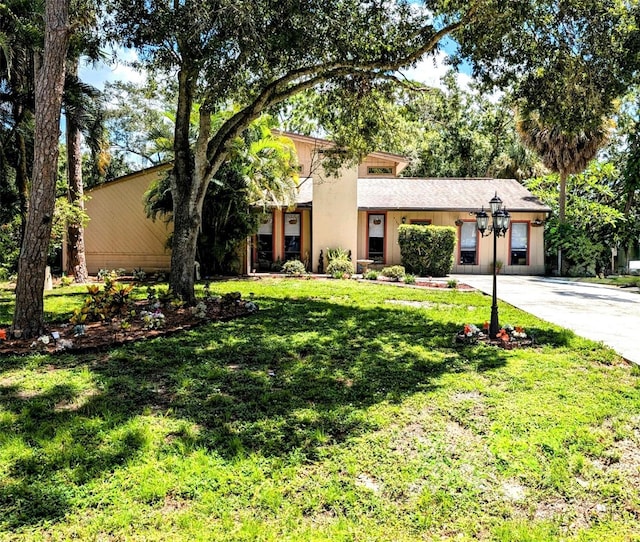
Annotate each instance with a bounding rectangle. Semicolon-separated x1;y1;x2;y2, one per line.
447;278;458;288
494;260;504;274
190;301;208;319
132;267;147;282
327;257;353;278
282;259;307;276
381;265;405;281
326;247;350;262
141;309;166;329
60;274;73;287
221;292;242;308
364;270;379;280
404;274;416;285
456;323;484;344
69;280;135;324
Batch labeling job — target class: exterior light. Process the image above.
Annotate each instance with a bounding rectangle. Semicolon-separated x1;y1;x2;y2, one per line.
473;194;511;339
489;192;502;215
475;208;489;235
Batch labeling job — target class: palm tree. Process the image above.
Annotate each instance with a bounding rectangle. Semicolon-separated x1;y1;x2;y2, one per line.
516;110;611;274
63;60;107;283
516;111;611;223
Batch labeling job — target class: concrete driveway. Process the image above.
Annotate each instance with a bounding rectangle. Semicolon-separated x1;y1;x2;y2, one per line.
451;275;640;365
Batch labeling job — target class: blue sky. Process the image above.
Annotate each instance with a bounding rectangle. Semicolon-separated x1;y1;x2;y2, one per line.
80;37;471;93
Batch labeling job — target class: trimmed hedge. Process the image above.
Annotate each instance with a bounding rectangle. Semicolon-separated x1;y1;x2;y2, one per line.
398;224;456;277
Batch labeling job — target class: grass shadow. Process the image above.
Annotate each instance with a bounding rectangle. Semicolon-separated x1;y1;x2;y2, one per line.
0;289;513;528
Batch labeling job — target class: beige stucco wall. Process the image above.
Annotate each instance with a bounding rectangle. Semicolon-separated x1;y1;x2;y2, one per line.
312;165;359;273
357;210;546;275
82;167;172;274
358;157;397;177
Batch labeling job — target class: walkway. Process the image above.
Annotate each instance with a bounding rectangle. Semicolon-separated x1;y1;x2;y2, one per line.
451;275;640;365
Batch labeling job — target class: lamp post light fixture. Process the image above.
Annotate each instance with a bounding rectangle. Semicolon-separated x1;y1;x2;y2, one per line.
475;193;511;339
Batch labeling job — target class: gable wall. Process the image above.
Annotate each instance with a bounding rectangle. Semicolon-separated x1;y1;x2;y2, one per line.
82;168;172;274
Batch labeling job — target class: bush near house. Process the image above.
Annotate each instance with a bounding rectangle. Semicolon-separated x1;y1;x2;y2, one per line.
398;224;456;277
381;265;406;281
326;247;354;278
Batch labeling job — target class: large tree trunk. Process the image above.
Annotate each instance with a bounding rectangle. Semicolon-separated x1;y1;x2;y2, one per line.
12;0;69;339
65;59;89;283
168;65;202;304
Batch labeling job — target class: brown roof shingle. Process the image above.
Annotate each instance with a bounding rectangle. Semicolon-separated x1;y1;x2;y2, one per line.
357;177;550;212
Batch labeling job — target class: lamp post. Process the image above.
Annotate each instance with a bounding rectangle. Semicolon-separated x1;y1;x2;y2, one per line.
475;193;511;339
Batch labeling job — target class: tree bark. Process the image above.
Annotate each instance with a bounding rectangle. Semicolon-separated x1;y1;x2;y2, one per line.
12;0;69;338
168;64;201;304
65;59;89;283
557;170;567;276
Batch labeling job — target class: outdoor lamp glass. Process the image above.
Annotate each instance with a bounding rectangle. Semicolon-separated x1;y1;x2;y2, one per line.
495;209;510;234
475;208;489;234
489;193;502;215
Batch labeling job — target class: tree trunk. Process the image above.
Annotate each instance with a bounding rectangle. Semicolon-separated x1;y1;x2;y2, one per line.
558;170;567;223
65;59;89;283
168;65;201;304
12;0;69;339
557;170;567;276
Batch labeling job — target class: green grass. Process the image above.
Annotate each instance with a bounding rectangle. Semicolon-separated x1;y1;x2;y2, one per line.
567;275;640;289
0;278;638;541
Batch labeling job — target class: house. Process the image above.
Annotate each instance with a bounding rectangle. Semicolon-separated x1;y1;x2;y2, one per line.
73;133;551;276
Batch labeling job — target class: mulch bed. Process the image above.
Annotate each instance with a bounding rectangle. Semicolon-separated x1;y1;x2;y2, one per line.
0;298;258;357
455;333;534;350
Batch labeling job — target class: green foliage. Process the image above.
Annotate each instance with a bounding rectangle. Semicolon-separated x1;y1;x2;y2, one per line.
398;224;456;277
281;259;306;277
527;164;624;274
0;279;638;539
326;257;354;279
0;216;21;276
364;270;379;280
70;281;135;324
326;247;353;278
403;273;416;285
545;219;604;277
132;268;147;282
144;117;298;275
447;279;458;289
326;247;351;262
381;265;405;281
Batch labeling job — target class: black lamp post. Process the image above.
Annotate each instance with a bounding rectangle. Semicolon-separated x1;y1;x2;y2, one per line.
475;193;511;338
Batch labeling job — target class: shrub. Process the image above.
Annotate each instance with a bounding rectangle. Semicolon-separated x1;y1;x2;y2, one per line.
60;274;73;287
404;274;416;285
70;281;135;324
364;270;380;280
381;265;405;281
326;247;350;262
133;268;147;282
398;224;455;277
327;257;353;278
447;278;458;288
282;259;307;276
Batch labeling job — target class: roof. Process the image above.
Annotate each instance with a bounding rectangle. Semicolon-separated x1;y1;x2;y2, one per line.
279;131;410;174
295;177;551;213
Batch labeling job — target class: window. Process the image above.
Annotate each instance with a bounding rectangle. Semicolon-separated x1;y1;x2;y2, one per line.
256;214;274;270
367;166;394;175
510;222;529;265
368;213;385;263
459;222;478;265
284;212;301;261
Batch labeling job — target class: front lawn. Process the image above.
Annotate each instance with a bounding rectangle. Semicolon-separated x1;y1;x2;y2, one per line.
0;278;638;541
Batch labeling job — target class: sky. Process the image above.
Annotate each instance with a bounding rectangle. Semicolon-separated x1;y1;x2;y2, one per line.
80;44;472;93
